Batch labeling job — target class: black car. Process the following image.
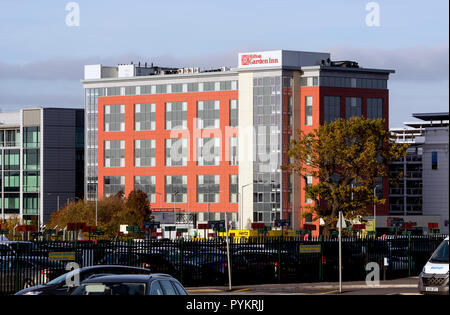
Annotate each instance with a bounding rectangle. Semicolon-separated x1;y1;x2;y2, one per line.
71;274;188;295
15;265;151;295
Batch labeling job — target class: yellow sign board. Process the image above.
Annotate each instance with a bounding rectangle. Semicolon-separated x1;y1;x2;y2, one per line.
299;244;321;254
49;252;76;261
268;230;296;237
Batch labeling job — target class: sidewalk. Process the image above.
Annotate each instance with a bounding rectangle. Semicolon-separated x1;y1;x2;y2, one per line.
186;277;419;294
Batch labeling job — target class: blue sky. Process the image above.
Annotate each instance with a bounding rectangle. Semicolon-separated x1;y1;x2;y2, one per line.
0;0;448;127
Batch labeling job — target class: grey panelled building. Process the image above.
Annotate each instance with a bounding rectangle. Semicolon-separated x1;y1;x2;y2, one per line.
0;107;84;226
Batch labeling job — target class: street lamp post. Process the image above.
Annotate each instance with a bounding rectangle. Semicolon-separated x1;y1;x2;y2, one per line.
373;184;380;234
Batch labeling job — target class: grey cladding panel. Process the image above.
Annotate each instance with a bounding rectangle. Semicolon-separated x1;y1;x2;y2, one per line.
43;126;76;148
43;148;76;170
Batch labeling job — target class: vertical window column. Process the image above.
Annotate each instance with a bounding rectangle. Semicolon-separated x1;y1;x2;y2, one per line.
305;96;313;126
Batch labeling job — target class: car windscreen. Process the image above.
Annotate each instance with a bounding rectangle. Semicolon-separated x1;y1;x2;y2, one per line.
46;269;80;285
430;240;449;263
72;282;146;295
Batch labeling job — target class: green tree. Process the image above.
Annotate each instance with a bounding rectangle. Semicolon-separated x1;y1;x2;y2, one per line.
284;117;408;236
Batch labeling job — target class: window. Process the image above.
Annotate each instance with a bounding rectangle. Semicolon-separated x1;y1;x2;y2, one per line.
4;172;20;192
432;152;438;170
23;127;40;148
324;96;340;123
135;139;155;167
159;280;177;295
305;175;313;204
23;194;39;215
104;140;125;167
104;176;125;197
197;175;220;203
197;100;220;129
230;175;239;203
4;149;20;170
300;77;318;87
135;103;155;131
134;176;156;202
367;98;383;120
165;102;187;130
197;138;220;166
149;281;164;295
104;105;125;132
165;175;187;203
23;171;40;192
165;138;187;166
346;97;362;119
229;137;238;166
305;96;313;126
23;149;40;170
4;193;20;214
229;100;238;127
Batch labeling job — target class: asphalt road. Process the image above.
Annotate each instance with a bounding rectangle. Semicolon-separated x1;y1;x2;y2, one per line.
186;277;425;295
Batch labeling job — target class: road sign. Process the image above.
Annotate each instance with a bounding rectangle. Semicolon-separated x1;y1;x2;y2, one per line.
165;226;176;232
299;244;321;254
143;222;160;229
49;252;76;261
67;222;86;231
428;222;439;229
198;224;210;230
0;230;9;235
336;216;347;229
275;219;290;227
251;223;265;230
208;221;225;230
177;228;188;233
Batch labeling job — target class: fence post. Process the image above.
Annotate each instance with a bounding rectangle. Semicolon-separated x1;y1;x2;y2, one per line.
319;234;323;281
278;236;281;283
15;242;19;293
127;238;132;266
408;232;411;277
179;237;184;284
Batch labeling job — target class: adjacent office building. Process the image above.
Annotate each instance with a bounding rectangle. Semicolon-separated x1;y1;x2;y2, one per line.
82;50;394;234
0;107;84;226
389;112;449;234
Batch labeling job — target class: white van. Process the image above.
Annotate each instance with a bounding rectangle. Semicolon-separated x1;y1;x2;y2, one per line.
418;236;449;295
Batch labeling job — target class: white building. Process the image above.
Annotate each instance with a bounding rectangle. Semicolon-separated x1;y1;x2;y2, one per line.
389;112;449;235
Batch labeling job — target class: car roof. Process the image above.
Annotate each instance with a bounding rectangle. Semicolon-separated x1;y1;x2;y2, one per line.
79;265;151;272
80;273;174;284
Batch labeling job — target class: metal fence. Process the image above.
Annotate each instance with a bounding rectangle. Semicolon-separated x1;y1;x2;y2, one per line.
0;235;447;294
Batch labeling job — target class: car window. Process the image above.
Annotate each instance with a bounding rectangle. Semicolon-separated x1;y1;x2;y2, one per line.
159;280;177;295
149;281;164;295
172;281;188;295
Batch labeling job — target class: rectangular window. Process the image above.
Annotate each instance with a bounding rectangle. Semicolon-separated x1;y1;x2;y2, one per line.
134;176;156;202
23;127;40;148
135;139;155;167
165;102;187;130
197;100;220;129
165;138;187;166
229;137;238;166
324;96;341;123
104;176;125;197
197;175;220;203
367;98;383;120
203;82;216;92
165;175;187;203
305;96;313;126
23;149;40;170
135;103;156;131
220;81;232;91
229;100;238;127
4;149;20;170
5;130;20;147
23;171;40;192
305;175;313;204
229;175;239;203
432;152;438;170
23;194;39;215
104;140;125;167
104;104;125;132
4;193;19;214
346;97;362;119
4;172;20;192
197;138;220;166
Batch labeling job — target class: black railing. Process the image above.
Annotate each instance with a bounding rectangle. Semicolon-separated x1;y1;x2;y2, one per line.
0;235;446;294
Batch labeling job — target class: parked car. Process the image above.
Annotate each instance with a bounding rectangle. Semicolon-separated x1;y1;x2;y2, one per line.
1;256;66;293
15;265;151;295
70;274;188;295
419;236;449;295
